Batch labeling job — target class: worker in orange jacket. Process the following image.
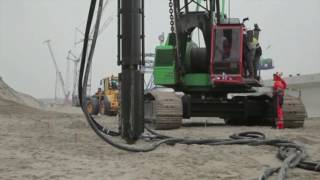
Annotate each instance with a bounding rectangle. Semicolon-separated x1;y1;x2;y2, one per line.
273;73;287;129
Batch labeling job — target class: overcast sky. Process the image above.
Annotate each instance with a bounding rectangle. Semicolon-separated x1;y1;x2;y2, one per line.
1;0;320;98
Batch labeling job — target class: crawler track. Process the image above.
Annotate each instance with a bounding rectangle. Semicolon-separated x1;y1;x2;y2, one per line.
283;95;306;128
144;90;183;130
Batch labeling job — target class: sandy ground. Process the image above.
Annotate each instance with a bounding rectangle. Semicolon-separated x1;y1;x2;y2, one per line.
0;98;319;180
0;78;43;109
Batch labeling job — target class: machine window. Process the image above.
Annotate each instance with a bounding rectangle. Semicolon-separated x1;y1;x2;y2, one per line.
213;28;241;74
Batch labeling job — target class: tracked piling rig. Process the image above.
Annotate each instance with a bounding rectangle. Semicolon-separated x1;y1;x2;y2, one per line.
82;0;306;143
76;1;320;177
144;0;306;130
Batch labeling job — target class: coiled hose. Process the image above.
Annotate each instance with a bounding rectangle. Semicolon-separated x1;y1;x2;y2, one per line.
78;0;320;179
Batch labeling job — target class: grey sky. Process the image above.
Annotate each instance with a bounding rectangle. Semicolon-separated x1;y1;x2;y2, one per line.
1;0;320;98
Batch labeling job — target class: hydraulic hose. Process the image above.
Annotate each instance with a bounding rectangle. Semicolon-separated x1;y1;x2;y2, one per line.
78;0;179;152
78;0;320;179
78;0;96;107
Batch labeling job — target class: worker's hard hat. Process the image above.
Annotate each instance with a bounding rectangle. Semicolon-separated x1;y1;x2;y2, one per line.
274;72;283;77
254;23;261;31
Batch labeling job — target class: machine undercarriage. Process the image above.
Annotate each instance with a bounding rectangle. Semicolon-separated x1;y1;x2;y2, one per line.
145;88;306;130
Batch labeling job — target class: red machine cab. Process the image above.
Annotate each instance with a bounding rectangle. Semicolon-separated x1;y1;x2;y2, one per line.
210;25;244;85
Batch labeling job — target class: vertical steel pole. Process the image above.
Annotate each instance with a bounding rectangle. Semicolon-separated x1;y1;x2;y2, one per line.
118;0;145;143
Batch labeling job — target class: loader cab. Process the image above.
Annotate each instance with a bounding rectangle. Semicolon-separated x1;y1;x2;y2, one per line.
210;25;244;85
106;77;119;90
100;76;119;95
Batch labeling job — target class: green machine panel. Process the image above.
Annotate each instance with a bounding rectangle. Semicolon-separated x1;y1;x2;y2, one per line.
154;45;176;85
183;73;211;86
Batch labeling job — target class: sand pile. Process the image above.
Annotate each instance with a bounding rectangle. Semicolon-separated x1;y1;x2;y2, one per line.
0;76;43;109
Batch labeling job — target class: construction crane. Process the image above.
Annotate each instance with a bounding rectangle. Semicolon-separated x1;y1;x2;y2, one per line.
66;50;81;106
44;40;70;104
75;0;114;45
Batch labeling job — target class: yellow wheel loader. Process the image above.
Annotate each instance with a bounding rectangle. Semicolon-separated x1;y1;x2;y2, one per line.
86;75;119;116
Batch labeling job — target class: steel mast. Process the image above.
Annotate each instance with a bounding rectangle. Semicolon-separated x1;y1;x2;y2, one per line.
44;40;70;103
